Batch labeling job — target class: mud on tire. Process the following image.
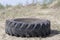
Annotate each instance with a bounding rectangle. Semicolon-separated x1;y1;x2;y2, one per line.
5;18;51;37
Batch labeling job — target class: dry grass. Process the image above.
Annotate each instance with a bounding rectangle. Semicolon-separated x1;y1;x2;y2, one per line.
0;6;60;40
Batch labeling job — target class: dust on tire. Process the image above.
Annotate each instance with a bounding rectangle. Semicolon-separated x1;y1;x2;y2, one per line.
5;18;51;37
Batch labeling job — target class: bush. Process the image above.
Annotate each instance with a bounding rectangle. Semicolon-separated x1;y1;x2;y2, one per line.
0;3;5;9
6;4;12;8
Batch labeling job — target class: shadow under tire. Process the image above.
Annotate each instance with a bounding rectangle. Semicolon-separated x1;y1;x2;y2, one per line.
5;18;51;37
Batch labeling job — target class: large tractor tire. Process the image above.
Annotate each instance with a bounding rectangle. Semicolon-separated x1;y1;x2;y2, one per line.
5;18;51;37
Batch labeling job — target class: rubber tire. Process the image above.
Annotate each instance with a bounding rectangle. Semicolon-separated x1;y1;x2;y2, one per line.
5;18;51;37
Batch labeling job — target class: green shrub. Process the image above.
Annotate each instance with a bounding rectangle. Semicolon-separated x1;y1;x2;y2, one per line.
6;4;12;8
0;3;5;9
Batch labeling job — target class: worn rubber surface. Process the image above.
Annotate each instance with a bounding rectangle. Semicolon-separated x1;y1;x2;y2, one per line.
5;18;51;37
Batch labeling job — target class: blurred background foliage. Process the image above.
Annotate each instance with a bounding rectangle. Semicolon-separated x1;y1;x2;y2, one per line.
0;0;60;9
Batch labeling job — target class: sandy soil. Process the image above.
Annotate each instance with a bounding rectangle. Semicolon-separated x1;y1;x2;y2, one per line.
0;8;60;40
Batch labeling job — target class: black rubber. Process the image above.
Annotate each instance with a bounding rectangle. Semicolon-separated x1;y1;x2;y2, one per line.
5;18;51;37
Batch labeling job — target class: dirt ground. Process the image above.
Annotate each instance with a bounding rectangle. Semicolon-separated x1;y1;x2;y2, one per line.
0;8;60;40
